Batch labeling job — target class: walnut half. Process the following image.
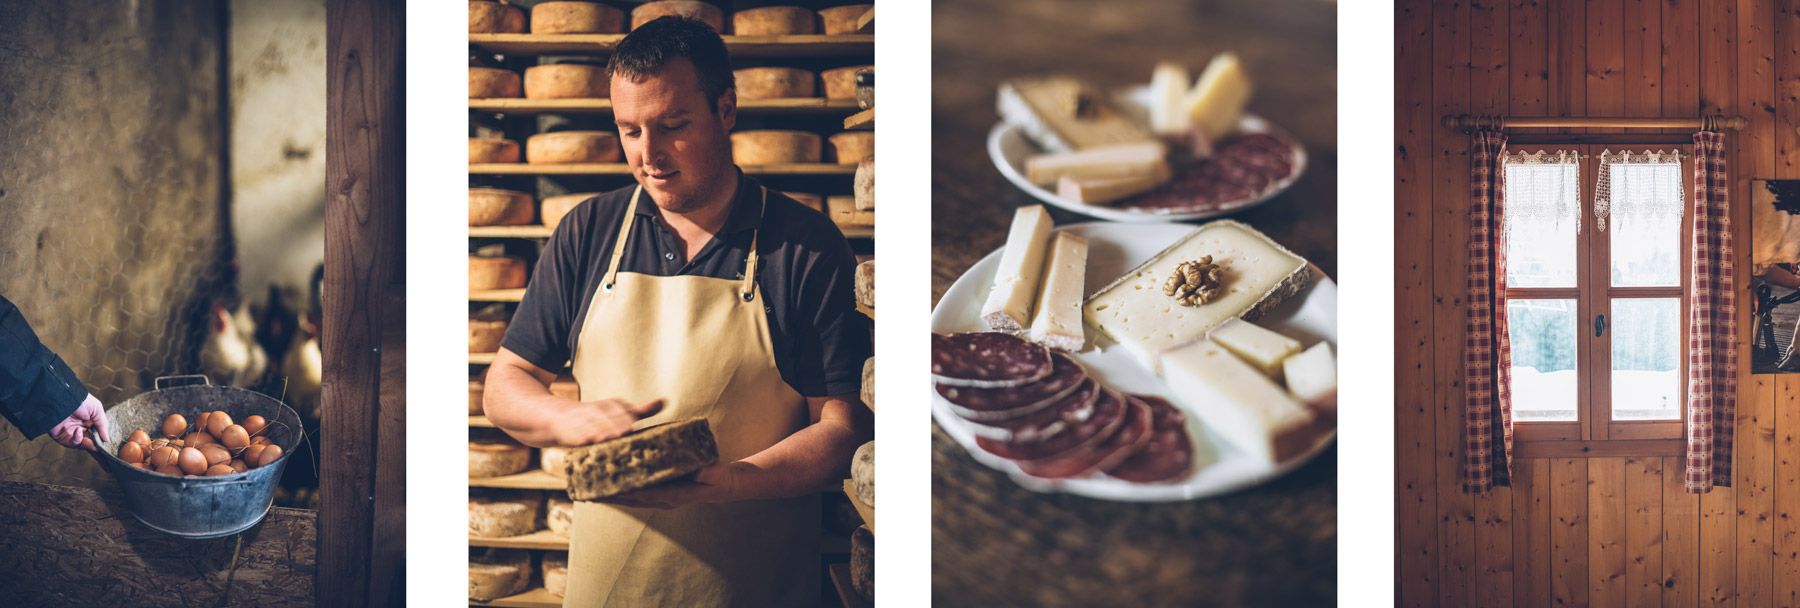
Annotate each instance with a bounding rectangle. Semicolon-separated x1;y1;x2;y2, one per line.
1162;256;1226;307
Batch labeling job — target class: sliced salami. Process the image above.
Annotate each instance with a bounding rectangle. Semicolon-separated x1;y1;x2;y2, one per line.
1017;393;1155;479
957;378;1100;443
1106;395;1195;483
1119;131;1298;213
936;352;1087;421
931;332;1054;388
975;387;1126;462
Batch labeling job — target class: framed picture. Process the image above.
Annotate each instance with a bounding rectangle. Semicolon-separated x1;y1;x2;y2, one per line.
1750;179;1800;373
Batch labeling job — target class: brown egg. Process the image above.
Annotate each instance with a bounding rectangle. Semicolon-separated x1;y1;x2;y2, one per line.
170;439;185;448
251;435;270;446
205;464;236;476
186;431;214;447
195;411;211;433
221;425;249;450
207;411;233;437
161;414;186;438
256;445;284;469
154;463;182;476
149;445;179;467
118;442;145;464
229;459;249;473
178;447;208;475
242;444;268;467
243;415;267;436
200;444;231;467
128;430;151;446
131;462;151;470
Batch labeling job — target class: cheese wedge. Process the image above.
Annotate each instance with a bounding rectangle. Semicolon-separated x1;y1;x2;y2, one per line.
1083;219;1309;373
1028;232;1088;351
1208;317;1302;378
1162;338;1317;465
1185;52;1253;139
1057;165;1171;205
1025;141;1168;187
1283;341;1337;413
998;77;1155;153
981;205;1055;331
1149;61;1192;135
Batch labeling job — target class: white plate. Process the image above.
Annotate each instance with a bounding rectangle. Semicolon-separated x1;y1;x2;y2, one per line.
988;86;1307;223
931;222;1337;502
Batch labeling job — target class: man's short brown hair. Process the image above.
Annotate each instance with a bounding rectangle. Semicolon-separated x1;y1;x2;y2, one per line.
608;16;734;111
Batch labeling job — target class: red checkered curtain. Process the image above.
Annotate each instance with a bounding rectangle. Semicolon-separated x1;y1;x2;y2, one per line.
1685;131;1737;493
1463;130;1514;494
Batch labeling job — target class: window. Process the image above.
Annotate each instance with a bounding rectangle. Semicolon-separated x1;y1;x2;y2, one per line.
1504;146;1690;449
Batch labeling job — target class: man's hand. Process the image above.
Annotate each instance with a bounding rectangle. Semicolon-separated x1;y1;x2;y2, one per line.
601;461;745;510
551;398;666;447
49;393;109;451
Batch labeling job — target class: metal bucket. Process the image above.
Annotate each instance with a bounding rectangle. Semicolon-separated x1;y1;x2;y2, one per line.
94;375;303;539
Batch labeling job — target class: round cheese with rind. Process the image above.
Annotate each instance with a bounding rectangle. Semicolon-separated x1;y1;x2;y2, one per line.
469;313;509;354
470;255;527;291
854;155;873;210
822;65;871;100
731;130;821;165
469;188;534;226
631;1;725;33
469;376;485;415
469;138;520;164
828;131;873;165
732;6;816;35
469;437;531;478
526;131;620;163
851;440;874;507
819;5;872;35
530;1;624;34
849;525;874;600
548;493;575;537
469;549;531;601
524;64;609;99
469;492;543;537
828;195;872;228
734;67;816;99
541;445;572;477
470;67;522;98
541;193;595;231
469;1;525;33
543;552;570;597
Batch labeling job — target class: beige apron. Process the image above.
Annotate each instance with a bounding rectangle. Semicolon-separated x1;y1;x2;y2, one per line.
563;185;819;608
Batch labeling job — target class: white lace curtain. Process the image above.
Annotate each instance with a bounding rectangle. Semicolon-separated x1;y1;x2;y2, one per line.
1504;150;1581;237
1596;150;1684;231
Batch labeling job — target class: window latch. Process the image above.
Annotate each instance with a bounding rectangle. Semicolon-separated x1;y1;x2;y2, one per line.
1594;314;1606;337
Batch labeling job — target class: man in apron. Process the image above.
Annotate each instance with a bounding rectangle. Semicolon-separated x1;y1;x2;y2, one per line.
482;16;873;608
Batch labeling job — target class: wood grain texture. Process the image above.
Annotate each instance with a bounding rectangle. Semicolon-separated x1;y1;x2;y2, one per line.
1625;457;1665;608
1396;1;1439;605
1590;458;1628;606
1432;1;1475;605
1552;458;1590;607
324;0;406;605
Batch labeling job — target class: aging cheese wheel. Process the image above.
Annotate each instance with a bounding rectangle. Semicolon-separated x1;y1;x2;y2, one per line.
547;493;575;537
732;6;816;35
854;154;874;210
631;1;725;33
851;441;874;507
733;67;816;99
469;188;534;226
855;260;874;309
828;131;874;165
470;67;523;98
530;1;625;34
541;445;572;477
469;1;526;33
470;255;527;291
785;191;823;213
541;193;594;232
731;130;821;165
828;195;873;228
469;138;520;164
821;65;870;100
849;526;874;600
469;549;531;601
819;4;873;35
469;492;543;537
524;64;609;99
526;131;620;163
565;419;718;500
861;356;875;410
543;552;570;597
469;376;485;416
469;437;531;478
470;314;509;354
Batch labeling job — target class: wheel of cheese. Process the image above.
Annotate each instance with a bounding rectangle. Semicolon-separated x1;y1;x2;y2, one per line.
469;438;531;478
541;193;594;232
469;375;485;416
854;154;873;210
851;440;874;507
541;445;572;477
470;255;527;291
732;6;816;35
828;195;873;228
469;1;526;33
469;549;531;601
731;130;821;165
547;493;575;537
524;64;609;99
526;131;620;163
530;1;625;34
733;67;816;99
819;5;872;35
469;138;521;164
631;1;725;33
849;525;874;600
828;131;873;165
469;188;535;226
470;67;523;98
860;356;875;409
784;192;823;213
469;493;543;537
855;260;874;310
470;314;509;353
821;65;870;100
543;552;570;597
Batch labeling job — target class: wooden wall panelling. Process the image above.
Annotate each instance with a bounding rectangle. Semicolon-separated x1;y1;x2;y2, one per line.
1698;1;1739;603
1552;458;1591;607
1587;0;1626;134
1509;0;1548;135
1590;457;1628;605
1395;1;1438;604
1472;2;1515;604
1625;0;1663;125
1625;456;1666;607
1432;1;1475;605
1662;0;1701;134
1738;2;1779;605
1547;0;1587;127
1778;375;1800;605
1665;455;1701;607
1518;459;1554;606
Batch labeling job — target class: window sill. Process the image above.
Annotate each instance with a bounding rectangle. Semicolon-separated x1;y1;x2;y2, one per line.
1514;439;1683;458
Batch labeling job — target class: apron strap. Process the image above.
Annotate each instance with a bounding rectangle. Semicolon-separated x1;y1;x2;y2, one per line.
601;186;643;292
739;187;765;301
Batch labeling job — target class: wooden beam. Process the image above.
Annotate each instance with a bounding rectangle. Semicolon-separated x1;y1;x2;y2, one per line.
1514;440;1685;458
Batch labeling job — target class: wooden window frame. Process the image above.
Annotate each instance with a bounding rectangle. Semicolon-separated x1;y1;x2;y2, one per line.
1508;143;1692;458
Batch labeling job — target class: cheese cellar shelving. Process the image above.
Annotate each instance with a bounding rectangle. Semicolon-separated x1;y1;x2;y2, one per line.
469;162;857;175
470;97;862;114
470;33;872;57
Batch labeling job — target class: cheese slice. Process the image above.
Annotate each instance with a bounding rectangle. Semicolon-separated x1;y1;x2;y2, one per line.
1162;338;1317;465
1082;219;1308;374
1208;317;1302;378
981;205;1055;331
998;77;1155;153
1028;231;1088;351
1149;61;1192;135
1283;341;1338;413
1025;141;1168;187
1185;52;1253;139
1057;165;1170;205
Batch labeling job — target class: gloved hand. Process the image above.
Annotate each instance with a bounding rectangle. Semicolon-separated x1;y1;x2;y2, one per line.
49;393;110;451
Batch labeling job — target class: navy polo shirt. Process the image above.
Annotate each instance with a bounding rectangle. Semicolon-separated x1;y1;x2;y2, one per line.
501;171;871;398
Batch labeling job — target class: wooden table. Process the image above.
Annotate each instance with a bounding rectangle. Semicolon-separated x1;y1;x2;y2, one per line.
930;1;1337;605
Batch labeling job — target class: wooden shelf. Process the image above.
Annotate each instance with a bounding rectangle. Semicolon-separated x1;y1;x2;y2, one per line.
829;563;873;608
857;7;875;33
471;528;569;551
472;586;561;608
470;163;856;176
471;469;564;490
843;479;873;534
470;415;494;428
471;225;554;238
840;227;873;239
471;352;496;365
470;97;861;115
470;34;872;58
843;107;874;131
472;288;526;302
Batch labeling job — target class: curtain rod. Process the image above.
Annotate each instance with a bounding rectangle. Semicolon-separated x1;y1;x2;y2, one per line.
1440;114;1748;132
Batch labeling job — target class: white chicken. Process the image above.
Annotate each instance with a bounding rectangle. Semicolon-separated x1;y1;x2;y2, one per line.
198;301;269;388
281;267;324;421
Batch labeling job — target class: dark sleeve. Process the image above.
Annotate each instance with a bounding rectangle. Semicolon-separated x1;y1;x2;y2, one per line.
501;200;595;372
787;234;873;398
0;295;87;438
